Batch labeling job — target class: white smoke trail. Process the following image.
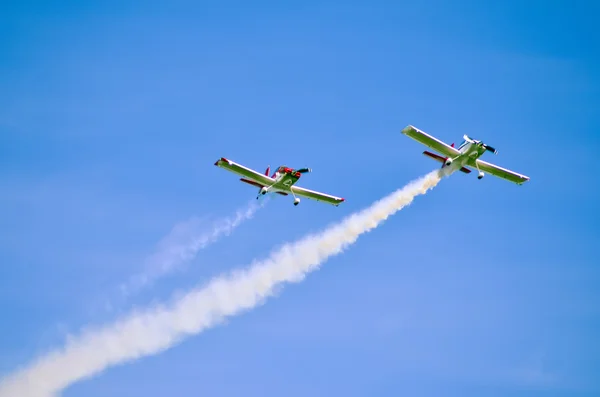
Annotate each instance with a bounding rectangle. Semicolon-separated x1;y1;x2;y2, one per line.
0;169;447;397
119;199;265;297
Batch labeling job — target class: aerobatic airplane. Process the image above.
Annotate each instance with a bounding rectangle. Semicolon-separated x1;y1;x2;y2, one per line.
214;157;345;206
401;125;530;185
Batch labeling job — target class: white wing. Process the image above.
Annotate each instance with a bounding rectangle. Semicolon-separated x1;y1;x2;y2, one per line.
214;157;274;186
469;159;530;185
291;186;345;206
401;125;461;158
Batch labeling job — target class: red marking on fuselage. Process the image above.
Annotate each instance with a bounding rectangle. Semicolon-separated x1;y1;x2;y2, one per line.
271;166;303;180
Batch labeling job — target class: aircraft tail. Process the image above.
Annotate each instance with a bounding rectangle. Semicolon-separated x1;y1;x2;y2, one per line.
422;151;471;174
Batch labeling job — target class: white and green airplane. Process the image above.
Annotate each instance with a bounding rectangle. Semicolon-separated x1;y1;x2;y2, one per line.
214;157;346;206
401;125;530;185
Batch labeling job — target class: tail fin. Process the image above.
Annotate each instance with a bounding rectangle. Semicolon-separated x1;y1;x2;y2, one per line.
265;166;270;176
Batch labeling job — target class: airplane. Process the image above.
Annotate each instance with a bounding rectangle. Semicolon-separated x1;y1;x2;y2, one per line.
214;157;345;206
401;125;530;185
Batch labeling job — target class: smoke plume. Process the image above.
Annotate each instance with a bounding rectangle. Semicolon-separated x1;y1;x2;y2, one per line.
0;169;446;397
120;199;264;297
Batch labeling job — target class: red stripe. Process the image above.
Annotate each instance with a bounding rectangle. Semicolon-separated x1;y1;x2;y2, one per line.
239;178;264;188
423;151;445;162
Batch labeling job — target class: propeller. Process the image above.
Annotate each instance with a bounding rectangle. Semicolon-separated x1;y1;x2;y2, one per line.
483;144;498;154
296;168;312;174
463;134;497;154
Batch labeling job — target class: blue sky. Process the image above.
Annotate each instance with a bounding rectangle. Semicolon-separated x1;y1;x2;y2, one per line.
1;0;599;396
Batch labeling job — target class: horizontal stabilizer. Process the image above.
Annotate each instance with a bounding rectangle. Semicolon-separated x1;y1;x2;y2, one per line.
240;178;264;188
422;151;471;174
423;150;445;162
241;178;288;195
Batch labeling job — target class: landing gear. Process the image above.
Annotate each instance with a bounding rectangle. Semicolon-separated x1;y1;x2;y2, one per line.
475;162;484;180
256;182;277;199
291;190;301;206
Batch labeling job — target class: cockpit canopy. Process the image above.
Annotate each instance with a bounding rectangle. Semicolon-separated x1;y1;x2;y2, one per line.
458;140;469;150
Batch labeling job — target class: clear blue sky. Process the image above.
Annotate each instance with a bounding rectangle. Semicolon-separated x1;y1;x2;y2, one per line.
1;0;599;396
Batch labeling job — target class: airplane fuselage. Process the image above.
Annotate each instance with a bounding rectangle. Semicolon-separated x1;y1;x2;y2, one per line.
443;141;486;169
259;166;312;205
263;166;302;193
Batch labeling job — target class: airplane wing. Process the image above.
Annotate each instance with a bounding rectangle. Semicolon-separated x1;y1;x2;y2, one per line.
214;157;275;186
291;185;345;206
401;125;461;158
468;159;530;185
